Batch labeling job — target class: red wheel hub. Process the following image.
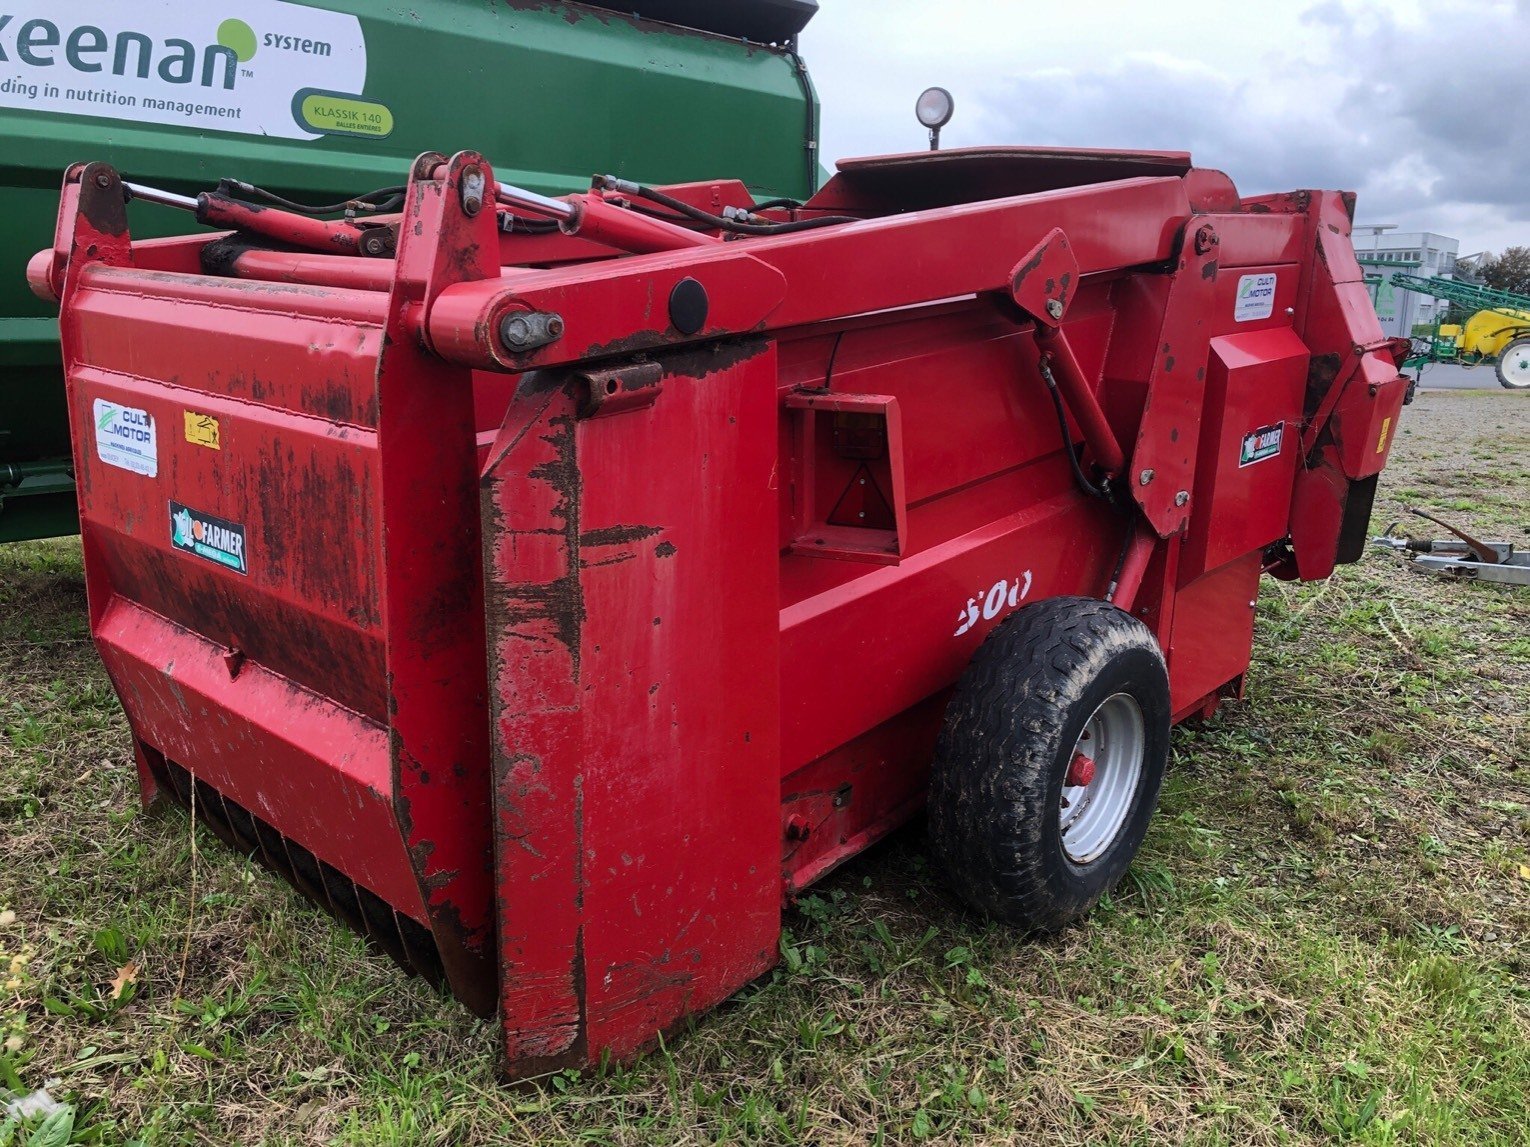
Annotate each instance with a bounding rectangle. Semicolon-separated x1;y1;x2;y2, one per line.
1066;751;1097;788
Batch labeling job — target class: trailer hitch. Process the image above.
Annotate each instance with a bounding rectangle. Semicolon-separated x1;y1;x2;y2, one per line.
1372;509;1528;586
1404;507;1501;565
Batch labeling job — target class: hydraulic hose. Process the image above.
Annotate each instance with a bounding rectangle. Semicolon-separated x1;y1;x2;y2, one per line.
1038;354;1115;504
214;179;406;216
598;176;859;236
125;179;405;219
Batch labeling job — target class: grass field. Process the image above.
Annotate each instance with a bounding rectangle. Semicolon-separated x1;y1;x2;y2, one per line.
2;389;1527;1145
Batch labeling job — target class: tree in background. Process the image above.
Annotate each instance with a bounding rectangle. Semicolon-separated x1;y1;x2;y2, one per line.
1477;247;1530;296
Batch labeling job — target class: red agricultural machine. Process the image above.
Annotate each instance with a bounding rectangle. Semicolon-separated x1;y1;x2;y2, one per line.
36;144;1407;1077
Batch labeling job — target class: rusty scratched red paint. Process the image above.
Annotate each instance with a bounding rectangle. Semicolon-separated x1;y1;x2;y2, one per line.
482;347;782;1075
377;153;506;1016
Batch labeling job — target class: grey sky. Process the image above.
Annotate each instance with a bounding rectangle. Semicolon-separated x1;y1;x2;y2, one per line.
803;0;1529;256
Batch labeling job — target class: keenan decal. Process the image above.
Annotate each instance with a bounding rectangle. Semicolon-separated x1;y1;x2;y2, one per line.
0;1;370;140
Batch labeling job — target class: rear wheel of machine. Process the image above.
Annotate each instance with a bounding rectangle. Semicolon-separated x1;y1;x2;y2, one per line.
1496;338;1530;389
928;597;1171;931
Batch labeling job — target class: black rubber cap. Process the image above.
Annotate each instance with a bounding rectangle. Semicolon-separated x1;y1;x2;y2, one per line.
669;278;709;336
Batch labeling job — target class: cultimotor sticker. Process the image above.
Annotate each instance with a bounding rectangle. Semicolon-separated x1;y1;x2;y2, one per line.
1235;273;1278;322
1239;422;1285;467
0;2;378;142
170;501;248;575
93;398;157;477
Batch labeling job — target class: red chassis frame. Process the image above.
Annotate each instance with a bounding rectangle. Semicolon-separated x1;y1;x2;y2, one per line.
37;148;1407;1076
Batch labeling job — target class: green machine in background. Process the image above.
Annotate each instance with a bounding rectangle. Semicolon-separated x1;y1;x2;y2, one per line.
1389;273;1530;389
0;0;820;542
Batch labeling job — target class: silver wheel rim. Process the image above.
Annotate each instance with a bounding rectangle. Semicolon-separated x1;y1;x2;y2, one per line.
1502;344;1530;388
1059;693;1145;864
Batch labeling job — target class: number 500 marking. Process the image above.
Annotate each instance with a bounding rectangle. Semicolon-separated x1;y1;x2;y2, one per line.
953;571;1034;638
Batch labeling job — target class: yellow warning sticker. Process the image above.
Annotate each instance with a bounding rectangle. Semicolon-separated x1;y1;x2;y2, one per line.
1376;417;1393;455
184;411;220;450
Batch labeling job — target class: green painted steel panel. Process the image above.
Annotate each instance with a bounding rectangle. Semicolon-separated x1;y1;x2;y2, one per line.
0;0;818;541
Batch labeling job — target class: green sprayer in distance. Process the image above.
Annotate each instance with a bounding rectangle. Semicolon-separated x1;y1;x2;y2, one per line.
0;0;820;541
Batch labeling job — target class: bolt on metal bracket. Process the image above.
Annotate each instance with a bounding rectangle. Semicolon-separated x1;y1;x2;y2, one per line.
499;311;565;353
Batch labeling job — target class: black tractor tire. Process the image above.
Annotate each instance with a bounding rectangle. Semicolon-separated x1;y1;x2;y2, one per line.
928;596;1172;931
1496;337;1530;390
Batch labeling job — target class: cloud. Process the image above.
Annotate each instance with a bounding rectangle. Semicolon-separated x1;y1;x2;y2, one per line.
970;55;1374;199
1355;10;1530;220
808;0;1530;252
1300;1;1357;28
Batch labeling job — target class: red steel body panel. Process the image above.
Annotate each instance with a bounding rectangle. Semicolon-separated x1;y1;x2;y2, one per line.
483;347;781;1072
94;599;423;919
373;153;506;1012
1168;552;1263;719
1182;328;1309;582
43;149;1406;1077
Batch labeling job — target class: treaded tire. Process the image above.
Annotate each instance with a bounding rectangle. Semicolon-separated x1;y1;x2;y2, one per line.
928;596;1171;931
1496;337;1530;390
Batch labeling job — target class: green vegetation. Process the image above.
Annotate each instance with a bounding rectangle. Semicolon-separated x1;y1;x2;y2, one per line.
3;390;1527;1145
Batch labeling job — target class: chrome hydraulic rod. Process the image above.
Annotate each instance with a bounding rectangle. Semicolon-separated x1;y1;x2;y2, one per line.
123;182;199;211
494;182;577;223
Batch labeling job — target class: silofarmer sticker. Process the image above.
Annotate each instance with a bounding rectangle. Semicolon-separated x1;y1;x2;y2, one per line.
170;501;248;575
1239;422;1285;467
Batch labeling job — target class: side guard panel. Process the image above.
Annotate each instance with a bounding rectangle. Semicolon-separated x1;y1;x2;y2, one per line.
482;345;782;1075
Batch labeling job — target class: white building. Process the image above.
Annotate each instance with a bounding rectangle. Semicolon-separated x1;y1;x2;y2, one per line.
1353;226;1461;338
